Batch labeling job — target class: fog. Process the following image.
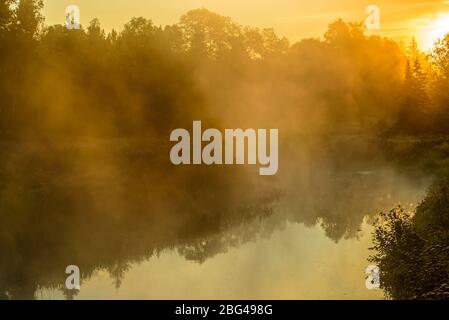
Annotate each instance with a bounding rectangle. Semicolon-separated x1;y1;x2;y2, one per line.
1;1;448;299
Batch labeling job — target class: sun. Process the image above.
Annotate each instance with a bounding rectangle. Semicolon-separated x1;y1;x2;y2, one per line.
422;14;449;51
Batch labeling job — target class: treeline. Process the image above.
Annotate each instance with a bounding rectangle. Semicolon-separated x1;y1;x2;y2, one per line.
1;0;449;140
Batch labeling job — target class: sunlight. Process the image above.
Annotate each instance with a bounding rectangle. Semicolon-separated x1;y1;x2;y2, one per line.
422;13;449;51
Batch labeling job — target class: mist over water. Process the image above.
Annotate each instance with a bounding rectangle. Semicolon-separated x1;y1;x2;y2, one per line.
0;135;428;299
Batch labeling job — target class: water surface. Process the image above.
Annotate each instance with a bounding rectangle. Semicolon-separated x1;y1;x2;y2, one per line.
0;138;428;299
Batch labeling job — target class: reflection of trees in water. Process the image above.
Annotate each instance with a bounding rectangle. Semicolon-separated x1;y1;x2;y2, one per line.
0;139;426;299
287;169;422;242
280;137;427;242
0;141;281;299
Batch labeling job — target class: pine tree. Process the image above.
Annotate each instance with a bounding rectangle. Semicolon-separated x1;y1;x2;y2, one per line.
395;58;430;134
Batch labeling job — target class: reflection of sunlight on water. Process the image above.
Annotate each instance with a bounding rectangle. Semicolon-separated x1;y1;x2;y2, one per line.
38;221;383;300
3;138;428;300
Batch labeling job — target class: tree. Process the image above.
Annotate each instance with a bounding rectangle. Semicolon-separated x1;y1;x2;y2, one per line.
15;0;43;35
370;177;449;299
430;33;449;80
324;19;364;49
393;56;431;134
180;9;243;59
87;18;105;40
0;0;14;30
429;33;449;131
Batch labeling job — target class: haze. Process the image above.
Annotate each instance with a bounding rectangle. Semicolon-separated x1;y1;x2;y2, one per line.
43;0;449;50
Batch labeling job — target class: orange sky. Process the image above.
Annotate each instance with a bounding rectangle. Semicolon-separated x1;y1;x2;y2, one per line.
43;0;449;51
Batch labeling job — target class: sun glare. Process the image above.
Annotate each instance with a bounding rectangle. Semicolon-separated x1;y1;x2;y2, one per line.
422;14;449;51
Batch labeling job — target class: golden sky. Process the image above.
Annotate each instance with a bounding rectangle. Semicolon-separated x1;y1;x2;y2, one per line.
43;0;449;51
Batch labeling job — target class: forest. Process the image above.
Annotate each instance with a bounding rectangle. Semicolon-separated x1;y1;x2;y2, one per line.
0;0;448;140
2;0;449;300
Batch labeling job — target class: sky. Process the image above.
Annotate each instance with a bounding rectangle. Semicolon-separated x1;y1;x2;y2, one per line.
42;0;449;51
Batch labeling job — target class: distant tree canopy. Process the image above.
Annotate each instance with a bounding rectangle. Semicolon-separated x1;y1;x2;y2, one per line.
1;1;449;140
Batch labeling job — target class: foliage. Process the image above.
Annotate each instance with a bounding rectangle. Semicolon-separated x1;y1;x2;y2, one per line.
3;1;449;141
370;177;449;299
